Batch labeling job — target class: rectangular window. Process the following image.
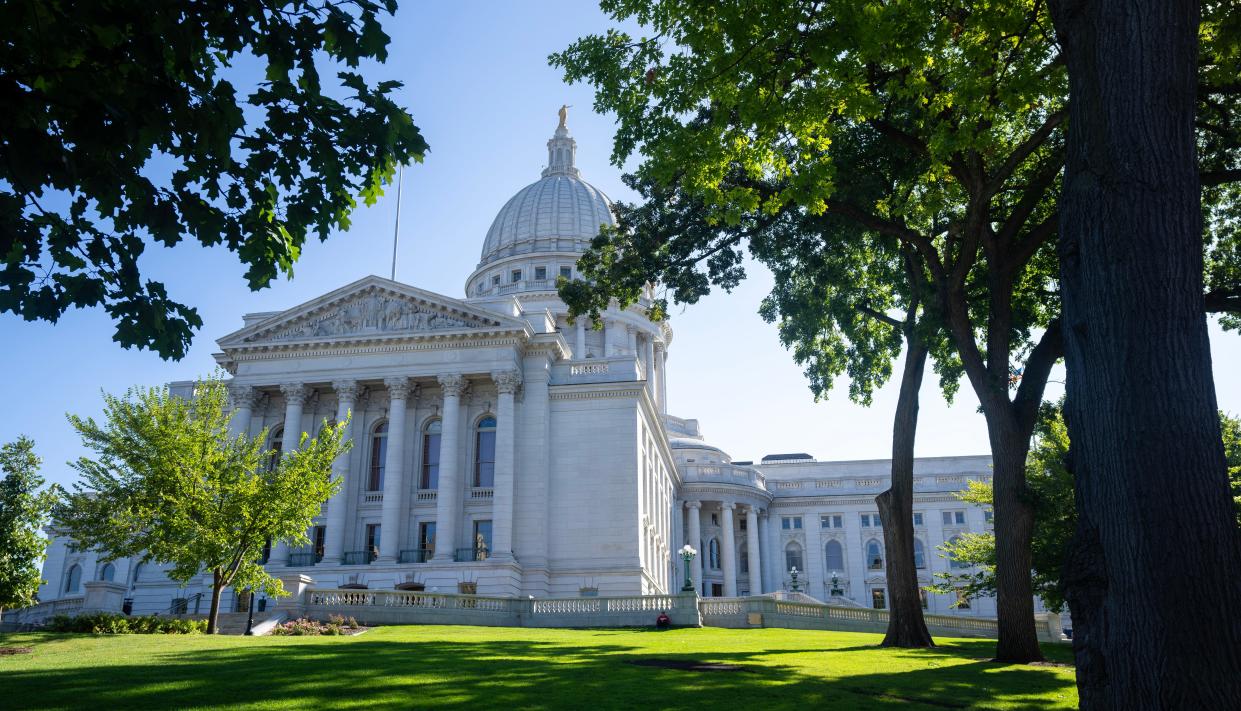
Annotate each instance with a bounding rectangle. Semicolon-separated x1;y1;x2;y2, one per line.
491;274;500;286
534;266;547;281
559;266;572;279
920;589;929;609
365;524;381;561
367;431;386;491
821;514;843;529
955;511;966;525
781;516;802;530
739;517;747;531
862;513;881;528
313;525;326;561
913;513;924;526
473;519;493;559
474;428;496;488
511;269;522;283
418;522;436;558
711;513;719;526
984;510;994;523
956;589;971;610
421;429;441;489
872;588;887;610
943;511;966;526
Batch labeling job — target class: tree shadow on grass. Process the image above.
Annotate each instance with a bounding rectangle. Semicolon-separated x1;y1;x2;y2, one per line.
3;632;1076;710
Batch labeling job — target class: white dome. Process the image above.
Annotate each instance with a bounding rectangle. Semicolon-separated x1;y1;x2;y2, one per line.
476;118;615;269
478;175;615;267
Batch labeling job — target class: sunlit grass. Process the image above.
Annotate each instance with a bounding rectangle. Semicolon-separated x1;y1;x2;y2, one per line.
1;625;1076;710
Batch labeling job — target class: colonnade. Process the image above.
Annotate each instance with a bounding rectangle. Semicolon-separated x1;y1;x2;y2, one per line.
572;317;668;411
227;369;522;567
683;500;767;597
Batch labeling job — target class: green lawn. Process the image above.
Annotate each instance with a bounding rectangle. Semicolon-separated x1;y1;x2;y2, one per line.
0;626;1077;710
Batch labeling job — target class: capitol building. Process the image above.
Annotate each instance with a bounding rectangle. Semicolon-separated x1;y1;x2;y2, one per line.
36;115;1003;620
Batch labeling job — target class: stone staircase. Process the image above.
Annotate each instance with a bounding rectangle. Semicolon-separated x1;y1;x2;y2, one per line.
209;611;282;635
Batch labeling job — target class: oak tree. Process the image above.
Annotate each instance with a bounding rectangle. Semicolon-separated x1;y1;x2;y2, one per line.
1;0;428;359
0;437;60;615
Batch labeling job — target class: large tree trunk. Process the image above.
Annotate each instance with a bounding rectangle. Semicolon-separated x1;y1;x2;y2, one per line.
206;570;223;635
877;335;934;648
1051;0;1241;706
986;414;1044;663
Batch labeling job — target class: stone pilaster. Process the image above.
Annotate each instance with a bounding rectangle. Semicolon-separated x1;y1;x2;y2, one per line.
270;383;309;566
228;384;258;436
721;502;737;597
746;506;762;595
378;378;414;562
575;319;587;359
686;501;703;595
490;369;522;560
323;380;360;564
433;374;468;560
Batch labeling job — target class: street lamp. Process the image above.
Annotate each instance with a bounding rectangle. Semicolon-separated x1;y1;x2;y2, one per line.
680;545;698;593
789;566;802;593
829;571;843;597
243;587;256;636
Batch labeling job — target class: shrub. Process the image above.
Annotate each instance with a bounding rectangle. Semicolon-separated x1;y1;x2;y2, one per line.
271;617;362;636
44;613;206;634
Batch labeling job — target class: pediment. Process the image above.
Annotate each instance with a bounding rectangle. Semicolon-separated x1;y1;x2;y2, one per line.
217;276;527;350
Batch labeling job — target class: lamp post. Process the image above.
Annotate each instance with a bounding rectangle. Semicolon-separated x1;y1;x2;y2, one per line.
789;566;801;593
243;587;256;636
680;545;698;593
830;571;843;597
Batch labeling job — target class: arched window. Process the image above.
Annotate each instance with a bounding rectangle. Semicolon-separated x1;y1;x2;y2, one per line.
267;426;284;471
866;540;884;570
99;563;115;582
420;420;441;489
708;538;721;569
914;539;927;569
474;416;496;487
785;543;804;573
367;421;388;491
65;564;82;593
825;540;844;573
948;535;968;569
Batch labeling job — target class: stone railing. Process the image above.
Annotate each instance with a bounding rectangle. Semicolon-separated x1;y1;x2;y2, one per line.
296;588;1064;643
1;596;85;625
302;589;699;628
362;493;383;503
681;464;766;491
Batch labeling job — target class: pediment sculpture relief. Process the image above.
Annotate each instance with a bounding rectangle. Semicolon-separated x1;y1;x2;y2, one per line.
247;293;475;343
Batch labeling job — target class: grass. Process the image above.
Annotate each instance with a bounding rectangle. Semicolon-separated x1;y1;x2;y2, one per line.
0;625;1077;710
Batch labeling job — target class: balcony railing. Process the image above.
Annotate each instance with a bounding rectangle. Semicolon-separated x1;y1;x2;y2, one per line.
288;551;323;567
400;548;433;564
343;550;375;565
455;547;490;562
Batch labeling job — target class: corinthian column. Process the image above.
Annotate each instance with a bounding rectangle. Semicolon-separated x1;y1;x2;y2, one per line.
654;342;667;413
323;381;359;564
378;378;413;563
721;502;737;597
432;374;468;560
270;383;309;567
746;506;762;595
686;501;702;595
490;369;521;560
228;385;257;437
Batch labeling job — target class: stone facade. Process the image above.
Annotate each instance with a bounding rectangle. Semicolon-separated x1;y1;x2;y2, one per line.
37;116;1012;620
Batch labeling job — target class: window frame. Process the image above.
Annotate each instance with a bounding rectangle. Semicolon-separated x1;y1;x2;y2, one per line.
420;419;442;490
473;415;497;488
366;420;388;492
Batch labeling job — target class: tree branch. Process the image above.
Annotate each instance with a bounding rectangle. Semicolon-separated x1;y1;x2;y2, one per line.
1202;168;1241;186
1013;321;1064;435
986;110;1065;194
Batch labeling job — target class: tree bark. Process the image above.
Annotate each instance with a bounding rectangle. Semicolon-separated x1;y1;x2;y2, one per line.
877;333;934;648
206;570;223;635
1051;0;1241;706
985;411;1044;663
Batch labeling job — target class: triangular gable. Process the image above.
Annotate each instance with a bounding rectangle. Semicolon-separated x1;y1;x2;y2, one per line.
217;275;527;350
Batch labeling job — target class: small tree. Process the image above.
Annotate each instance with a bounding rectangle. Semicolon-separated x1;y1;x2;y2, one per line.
0;437;59;616
56;374;349;634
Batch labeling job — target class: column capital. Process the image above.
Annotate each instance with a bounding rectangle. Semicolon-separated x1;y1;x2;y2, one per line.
437;373;468;397
492;369;523;394
279;382;309;405
229;384;258;409
685;500;702;511
384;377;414;400
654;341;666;355
332;380;361;403
721;501;736;511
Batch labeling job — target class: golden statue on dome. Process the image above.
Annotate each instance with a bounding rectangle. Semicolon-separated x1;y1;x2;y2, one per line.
558;104;571;130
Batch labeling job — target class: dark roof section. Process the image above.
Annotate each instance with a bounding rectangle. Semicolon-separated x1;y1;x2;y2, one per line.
761;453;815;463
731;460;753;466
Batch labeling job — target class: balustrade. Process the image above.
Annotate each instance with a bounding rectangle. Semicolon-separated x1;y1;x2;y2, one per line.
342;550;375;565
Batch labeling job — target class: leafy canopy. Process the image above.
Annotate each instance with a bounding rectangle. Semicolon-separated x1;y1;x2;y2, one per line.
0;437;60;610
0;1;429;358
55;374;349;598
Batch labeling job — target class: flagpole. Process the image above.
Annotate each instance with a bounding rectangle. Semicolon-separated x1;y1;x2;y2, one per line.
391;163;404;281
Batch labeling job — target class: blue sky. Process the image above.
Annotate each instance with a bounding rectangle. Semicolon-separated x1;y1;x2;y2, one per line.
4;1;1239;489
